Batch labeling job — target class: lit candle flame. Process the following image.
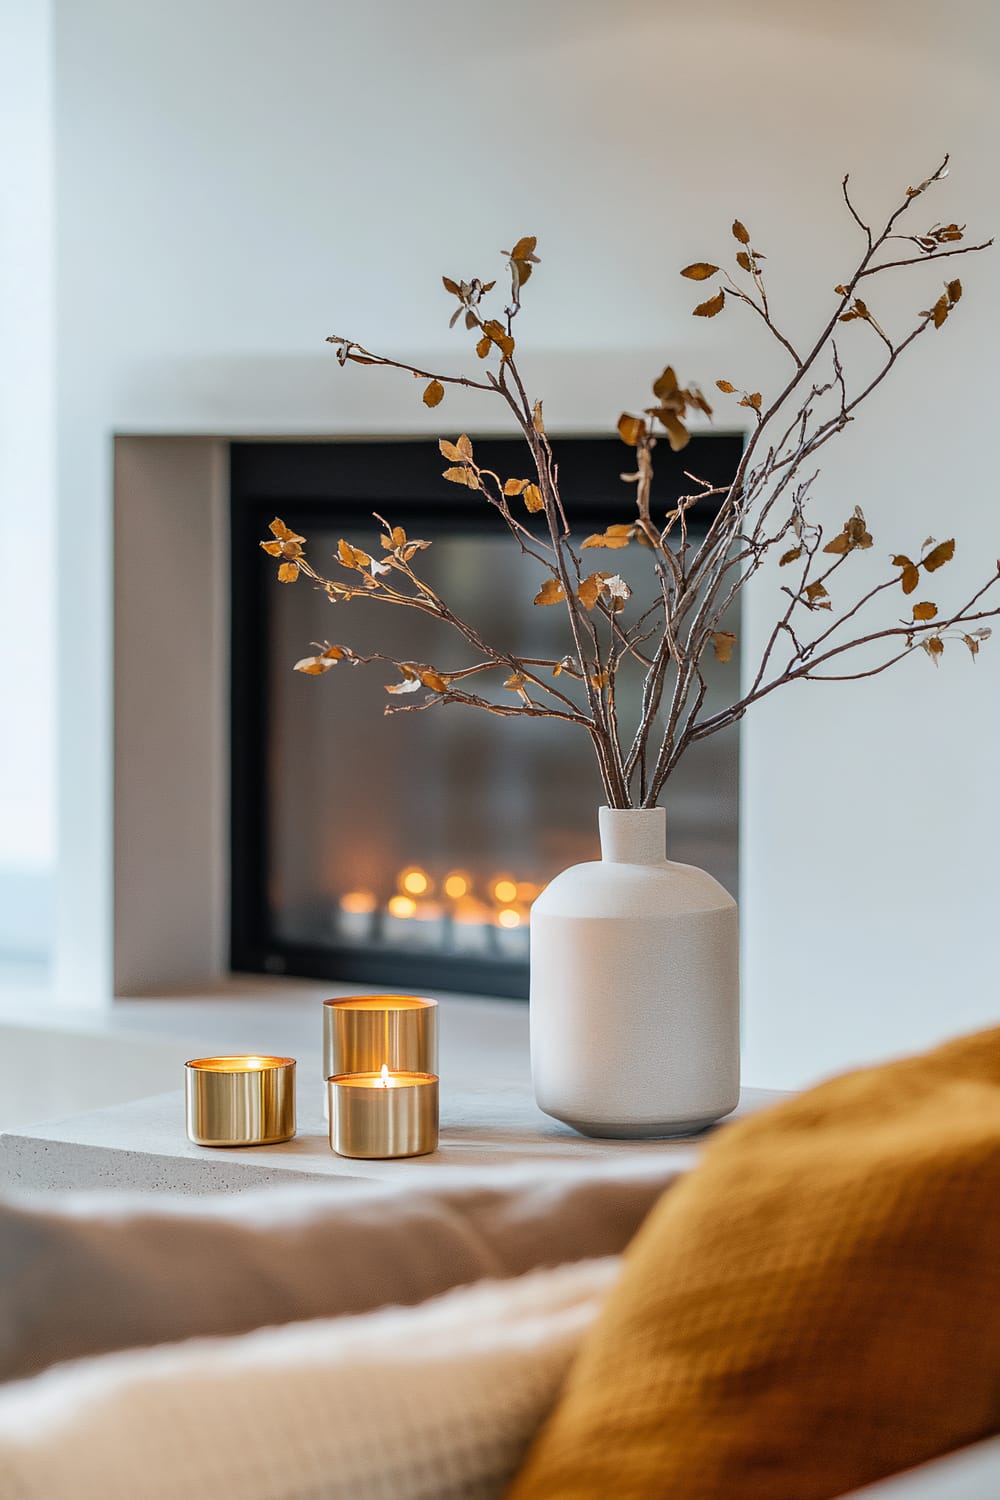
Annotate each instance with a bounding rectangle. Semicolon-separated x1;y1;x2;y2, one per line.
379;1063;390;1088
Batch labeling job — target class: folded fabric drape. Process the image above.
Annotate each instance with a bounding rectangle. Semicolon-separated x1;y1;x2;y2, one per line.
0;1157;685;1382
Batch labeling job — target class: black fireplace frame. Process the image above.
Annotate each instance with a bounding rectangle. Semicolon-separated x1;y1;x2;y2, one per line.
229;433;742;998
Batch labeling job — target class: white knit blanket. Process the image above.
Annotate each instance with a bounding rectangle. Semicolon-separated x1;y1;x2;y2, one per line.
0;1256;621;1500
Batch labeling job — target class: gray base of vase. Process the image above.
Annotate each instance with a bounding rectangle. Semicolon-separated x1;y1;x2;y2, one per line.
553;1109;736;1141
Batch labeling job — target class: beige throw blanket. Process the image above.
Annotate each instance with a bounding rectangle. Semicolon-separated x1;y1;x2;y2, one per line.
0;1256;621;1500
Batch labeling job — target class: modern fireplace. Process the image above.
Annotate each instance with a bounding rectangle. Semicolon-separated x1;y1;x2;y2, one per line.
230;434;742;999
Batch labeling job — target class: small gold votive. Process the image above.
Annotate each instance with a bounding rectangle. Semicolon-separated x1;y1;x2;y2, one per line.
185;1056;296;1147
323;995;438;1080
328;1068;439;1159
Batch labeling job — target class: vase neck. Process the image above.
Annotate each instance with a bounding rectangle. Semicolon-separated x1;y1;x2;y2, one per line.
599;806;666;866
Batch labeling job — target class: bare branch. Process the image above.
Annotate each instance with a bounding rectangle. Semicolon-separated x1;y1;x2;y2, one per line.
256;161;998;811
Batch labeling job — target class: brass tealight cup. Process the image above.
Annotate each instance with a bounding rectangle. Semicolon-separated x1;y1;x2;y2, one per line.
185;1056;296;1147
328;1068;439;1159
323;995;438;1081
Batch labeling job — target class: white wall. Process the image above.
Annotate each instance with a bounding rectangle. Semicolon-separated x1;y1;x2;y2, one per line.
0;0;54;959
53;0;1000;1083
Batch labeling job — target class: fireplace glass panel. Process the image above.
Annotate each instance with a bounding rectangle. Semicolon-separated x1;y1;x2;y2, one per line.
268;536;738;988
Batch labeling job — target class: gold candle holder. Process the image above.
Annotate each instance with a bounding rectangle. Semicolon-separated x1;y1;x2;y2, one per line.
185;1056;296;1147
323;995;438;1080
328;1068;439;1159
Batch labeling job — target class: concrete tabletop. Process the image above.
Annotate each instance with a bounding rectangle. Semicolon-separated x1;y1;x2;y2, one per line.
0;985;785;1193
0;1079;784;1194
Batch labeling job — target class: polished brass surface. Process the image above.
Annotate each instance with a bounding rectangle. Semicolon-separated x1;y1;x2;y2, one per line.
323;996;438;1081
328;1070;439;1159
186;1056;296;1147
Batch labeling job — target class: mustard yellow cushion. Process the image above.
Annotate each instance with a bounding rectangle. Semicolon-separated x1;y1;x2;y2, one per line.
509;1028;1000;1500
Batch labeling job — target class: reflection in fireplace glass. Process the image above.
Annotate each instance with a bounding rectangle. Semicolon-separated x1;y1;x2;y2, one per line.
266;520;739;992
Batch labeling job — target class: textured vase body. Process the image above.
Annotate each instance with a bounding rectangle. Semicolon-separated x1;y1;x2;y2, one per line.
530;806;739;1138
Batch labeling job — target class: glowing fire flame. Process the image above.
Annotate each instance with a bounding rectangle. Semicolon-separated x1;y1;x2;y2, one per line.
379;1063;390;1088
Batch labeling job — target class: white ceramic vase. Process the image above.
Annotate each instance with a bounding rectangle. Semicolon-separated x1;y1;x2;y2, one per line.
529;806;739;1138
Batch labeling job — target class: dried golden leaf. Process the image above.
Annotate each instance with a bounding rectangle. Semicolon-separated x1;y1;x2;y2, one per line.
582;524;633;550
912;601;938;621
736;250;752;273
534;578;566;606
476;334;491;359
577;573;608;610
503;478;529;496
680;263;719;281
931;293;949;329
438;439;464;462
693;289;725;318
532;400;545;434
739;391;762;411
442;276;461;295
779;547;802;567
268;517;304;544
386;676;422;695
663;413;690;452
442;465;473;486
716;379;737;394
464;310;478;331
401;539;431;561
962;628;990;657
846;510;873;548
321;645;345;660
423;379;445;408
805;581;831;609
652;365;678;400
261;517;306;561
711;630;737;663
483;319;515;359
901;564;920;595
827;516;869;558
617;413;647;447
294;655;334;675
923;636;945;663
420;670;450;693
338;539;372;569
380;525;407;551
923;538;955;571
457;433;473;460
504;671;526;690
732;220;751;245
590;672;609;690
947;278;962;303
510;235;537;262
552;655;578;678
277;561;300;583
523;483;544;514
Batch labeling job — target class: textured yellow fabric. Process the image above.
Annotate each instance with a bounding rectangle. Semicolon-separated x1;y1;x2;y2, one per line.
509;1027;1000;1500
